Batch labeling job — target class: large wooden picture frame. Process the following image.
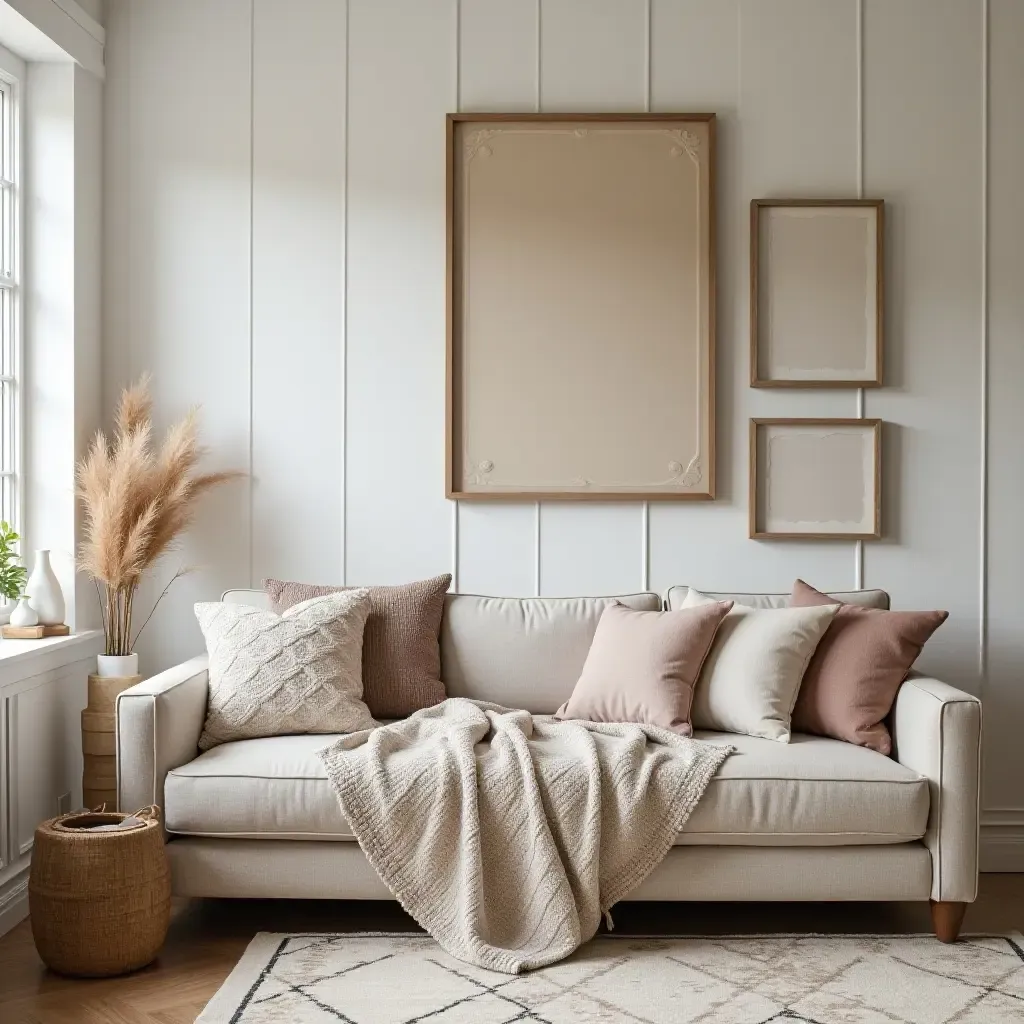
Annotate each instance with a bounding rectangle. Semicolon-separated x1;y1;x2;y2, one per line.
446;113;716;501
750;418;882;540
751;199;884;388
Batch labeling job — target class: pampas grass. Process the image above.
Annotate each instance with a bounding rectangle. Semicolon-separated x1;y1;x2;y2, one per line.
77;375;242;656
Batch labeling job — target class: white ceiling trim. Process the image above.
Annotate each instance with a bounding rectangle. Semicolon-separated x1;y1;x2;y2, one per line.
49;0;104;45
0;0;104;78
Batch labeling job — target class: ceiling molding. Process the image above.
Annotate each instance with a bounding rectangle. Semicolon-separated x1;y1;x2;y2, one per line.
0;0;104;78
49;0;104;45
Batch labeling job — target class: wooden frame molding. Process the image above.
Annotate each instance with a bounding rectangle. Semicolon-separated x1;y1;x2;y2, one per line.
446;112;717;502
750;199;885;389
749;418;883;541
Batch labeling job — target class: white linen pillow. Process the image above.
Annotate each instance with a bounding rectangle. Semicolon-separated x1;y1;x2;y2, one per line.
680;587;839;742
195;590;375;750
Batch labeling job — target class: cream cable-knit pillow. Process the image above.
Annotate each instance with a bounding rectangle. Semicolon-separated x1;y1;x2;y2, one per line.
195;591;375;750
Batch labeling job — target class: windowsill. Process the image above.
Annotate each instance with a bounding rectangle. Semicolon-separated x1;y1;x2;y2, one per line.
0;628;103;687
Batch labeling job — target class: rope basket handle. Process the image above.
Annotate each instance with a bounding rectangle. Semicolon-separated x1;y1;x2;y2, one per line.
86;805;160;821
47;806;163;834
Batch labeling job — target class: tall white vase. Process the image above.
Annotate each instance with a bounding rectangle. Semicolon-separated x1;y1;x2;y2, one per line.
27;549;65;625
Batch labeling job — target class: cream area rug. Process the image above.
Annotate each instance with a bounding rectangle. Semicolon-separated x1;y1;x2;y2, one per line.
196;931;1024;1023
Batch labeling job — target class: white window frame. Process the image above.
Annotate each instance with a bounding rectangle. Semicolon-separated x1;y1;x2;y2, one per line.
0;43;22;536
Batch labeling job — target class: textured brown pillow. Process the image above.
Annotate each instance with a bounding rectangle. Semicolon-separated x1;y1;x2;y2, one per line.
790;579;948;754
554;600;733;735
263;574;451;718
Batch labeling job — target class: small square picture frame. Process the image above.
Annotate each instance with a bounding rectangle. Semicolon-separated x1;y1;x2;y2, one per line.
750;418;882;540
751;199;884;388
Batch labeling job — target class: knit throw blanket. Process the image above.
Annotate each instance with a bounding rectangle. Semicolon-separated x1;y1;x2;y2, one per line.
318;698;731;974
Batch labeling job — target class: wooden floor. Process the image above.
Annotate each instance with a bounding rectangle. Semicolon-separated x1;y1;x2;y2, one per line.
1;877;1023;1023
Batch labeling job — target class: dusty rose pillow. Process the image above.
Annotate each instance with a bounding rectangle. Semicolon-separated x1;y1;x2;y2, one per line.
554;600;733;735
790;579;948;754
263;574;451;718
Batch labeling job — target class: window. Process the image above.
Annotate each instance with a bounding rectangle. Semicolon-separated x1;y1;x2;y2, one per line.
0;56;20;531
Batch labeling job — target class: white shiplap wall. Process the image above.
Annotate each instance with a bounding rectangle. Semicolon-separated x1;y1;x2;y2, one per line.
102;0;1024;861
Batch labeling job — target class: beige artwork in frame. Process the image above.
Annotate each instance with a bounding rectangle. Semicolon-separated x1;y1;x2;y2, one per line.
750;418;882;540
751;199;884;388
446;113;716;501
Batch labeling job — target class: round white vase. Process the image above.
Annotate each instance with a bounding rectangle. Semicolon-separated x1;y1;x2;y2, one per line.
10;596;38;627
26;550;65;626
0;600;12;625
97;653;139;678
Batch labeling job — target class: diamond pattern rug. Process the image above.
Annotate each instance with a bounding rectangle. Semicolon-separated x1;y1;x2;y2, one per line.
196;931;1024;1024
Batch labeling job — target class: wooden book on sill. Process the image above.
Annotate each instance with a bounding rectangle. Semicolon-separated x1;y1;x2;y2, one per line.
2;623;71;639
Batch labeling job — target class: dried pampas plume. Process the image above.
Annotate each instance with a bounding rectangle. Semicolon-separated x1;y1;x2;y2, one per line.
77;374;243;656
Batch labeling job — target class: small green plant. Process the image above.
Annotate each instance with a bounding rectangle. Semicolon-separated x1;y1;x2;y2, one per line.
0;520;26;602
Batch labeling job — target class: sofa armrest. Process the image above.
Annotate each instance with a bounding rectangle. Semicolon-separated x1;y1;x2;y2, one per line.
116;655;209;823
892;673;981;902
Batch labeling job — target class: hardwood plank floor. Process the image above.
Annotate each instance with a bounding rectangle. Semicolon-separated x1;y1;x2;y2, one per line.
2;877;1023;1022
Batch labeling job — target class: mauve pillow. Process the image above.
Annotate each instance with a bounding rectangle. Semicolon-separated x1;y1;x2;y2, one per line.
554;600;733;735
790;578;948;754
263;574;451;718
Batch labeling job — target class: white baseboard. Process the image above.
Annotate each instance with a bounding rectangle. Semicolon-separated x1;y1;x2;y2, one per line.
0;874;28;938
981;825;1024;872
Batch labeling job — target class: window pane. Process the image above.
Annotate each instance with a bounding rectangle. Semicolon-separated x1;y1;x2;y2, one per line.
2;185;11;279
1;379;13;474
0;86;7;181
0;288;10;377
3;192;9;280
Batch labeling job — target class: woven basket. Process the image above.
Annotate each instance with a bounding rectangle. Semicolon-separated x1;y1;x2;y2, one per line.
29;806;171;977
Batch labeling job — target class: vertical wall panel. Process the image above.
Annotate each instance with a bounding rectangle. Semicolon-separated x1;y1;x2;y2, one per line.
456;0;539;595
651;0;738;111
460;0;537;112
541;505;648;596
346;0;454;585
540;0;646;111
740;0;859;193
984;0;1024;811
251;0;345;586
536;0;647;596
650;0;860;596
127;0;252;672
863;0;982;683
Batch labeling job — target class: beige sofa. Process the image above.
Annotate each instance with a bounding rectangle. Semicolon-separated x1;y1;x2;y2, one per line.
116;587;981;942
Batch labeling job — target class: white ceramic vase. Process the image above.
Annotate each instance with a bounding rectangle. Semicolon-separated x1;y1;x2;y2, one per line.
97;652;139;678
26;550;65;626
0;600;12;625
10;596;38;627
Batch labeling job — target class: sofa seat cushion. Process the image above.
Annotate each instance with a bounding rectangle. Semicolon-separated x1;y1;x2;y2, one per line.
687;731;928;845
164;729;929;847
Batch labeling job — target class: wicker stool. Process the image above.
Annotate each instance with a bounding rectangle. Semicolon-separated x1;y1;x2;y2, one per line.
29;807;171;977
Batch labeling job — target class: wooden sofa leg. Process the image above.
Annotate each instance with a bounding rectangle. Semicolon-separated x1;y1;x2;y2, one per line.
930;900;966;943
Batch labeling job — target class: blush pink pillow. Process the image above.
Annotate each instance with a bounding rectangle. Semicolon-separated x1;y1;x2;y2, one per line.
790;579;948;754
554;600;733;735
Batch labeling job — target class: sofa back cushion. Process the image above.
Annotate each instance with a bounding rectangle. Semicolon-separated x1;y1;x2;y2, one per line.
665;586;890;611
221;588;272;610
440;593;661;713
